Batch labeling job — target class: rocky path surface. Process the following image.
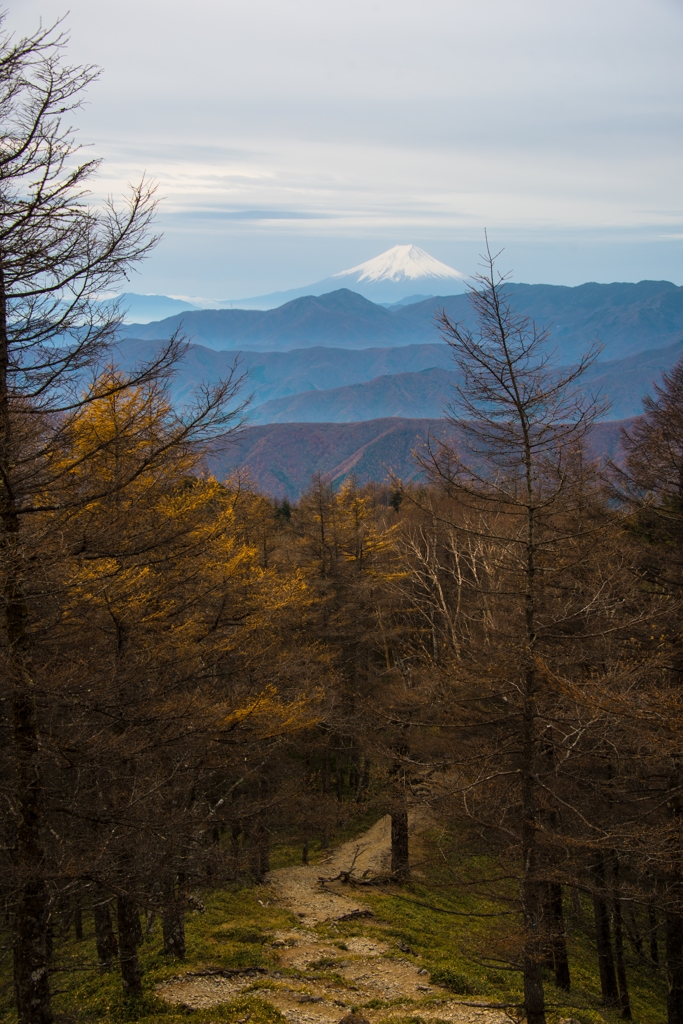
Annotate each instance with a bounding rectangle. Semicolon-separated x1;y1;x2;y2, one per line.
157;815;508;1024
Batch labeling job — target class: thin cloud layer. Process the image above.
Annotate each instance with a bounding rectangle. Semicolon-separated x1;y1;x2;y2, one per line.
8;0;683;297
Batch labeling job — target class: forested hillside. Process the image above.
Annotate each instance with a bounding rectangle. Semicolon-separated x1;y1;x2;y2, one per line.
208;416;631;499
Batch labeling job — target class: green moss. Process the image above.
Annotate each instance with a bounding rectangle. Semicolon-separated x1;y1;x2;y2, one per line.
428;967;479;996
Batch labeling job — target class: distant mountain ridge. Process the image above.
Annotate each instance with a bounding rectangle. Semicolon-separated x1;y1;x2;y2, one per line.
116;333;683;426
107;292;199;323
243;338;683;424
114;338;454;407
119;280;683;363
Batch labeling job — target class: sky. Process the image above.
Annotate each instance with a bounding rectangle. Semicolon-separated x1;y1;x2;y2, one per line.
7;0;683;300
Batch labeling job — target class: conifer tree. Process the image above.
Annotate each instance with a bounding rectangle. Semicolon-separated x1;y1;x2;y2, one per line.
0;18;241;1020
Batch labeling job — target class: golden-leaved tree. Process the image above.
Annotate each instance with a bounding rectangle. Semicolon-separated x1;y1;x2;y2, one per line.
16;376;323;999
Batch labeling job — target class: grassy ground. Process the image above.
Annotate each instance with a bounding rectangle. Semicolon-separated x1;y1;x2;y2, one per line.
351;875;665;1024
0;815;669;1024
0;885;297;1024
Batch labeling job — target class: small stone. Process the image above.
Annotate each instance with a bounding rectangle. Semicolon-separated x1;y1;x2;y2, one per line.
417;968;428;975
417;984;431;991
272;939;286;947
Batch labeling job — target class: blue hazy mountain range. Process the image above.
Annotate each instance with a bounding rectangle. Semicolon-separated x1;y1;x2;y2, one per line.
119;280;683;363
115;333;683;425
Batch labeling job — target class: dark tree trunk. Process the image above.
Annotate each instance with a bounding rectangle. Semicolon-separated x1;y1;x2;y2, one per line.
650;899;660;966
547;883;570;991
132;905;143;947
0;262;53;1024
626;909;644;962
356;758;371;803
666;908;683;1024
116;895;142;998
162;879;186;960
348;753;359;794
570;886;584;921
11;709;52;1024
302;838;309;866
94;901;118;972
231;824;241;874
592;855;619;1007
520;669;545;1024
321;748;330;795
609;854;632;1019
666;760;683;1024
249;827;270;880
390;810;410;880
12;882;52;1024
259;829;270;875
336;754;343;802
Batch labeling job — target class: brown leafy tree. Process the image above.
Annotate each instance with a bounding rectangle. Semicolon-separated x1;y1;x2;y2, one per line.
410;243;608;1024
0;17;242;1021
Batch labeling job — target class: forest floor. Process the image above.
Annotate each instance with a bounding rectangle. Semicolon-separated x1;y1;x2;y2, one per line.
0;810;663;1024
156;814;509;1024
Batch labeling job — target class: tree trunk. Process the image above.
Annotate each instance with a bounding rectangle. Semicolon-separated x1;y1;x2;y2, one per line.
356;758;371;803
231;824;241;875
94;901;118;972
260;829;271;875
12;881;52;1024
321;748;330;795
666;755;683;1024
547;882;570;991
9;610;51;1024
626;908;644;962
592;855;619;1007
116;895;142;998
609;853;632;1019
302;837;309;866
0;262;53;1024
570;886;584;921
649;899;660;966
666;908;683;1024
391;810;410;880
336;753;343;802
520;669;546;1024
162;879;186;960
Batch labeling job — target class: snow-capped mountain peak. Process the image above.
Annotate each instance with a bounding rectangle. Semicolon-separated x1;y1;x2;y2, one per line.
333;244;466;285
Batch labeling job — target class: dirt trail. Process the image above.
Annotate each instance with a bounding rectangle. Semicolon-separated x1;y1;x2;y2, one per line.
157;814;508;1024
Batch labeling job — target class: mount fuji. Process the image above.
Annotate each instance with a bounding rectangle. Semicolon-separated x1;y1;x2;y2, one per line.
220;245;468;309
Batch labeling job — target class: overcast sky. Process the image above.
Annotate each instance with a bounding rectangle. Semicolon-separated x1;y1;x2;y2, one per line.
7;0;683;299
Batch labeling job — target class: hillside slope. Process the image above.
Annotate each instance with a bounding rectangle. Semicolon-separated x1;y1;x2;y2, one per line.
114;339;454;407
249;368;460;424
242;338;683;424
208;417;631;500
